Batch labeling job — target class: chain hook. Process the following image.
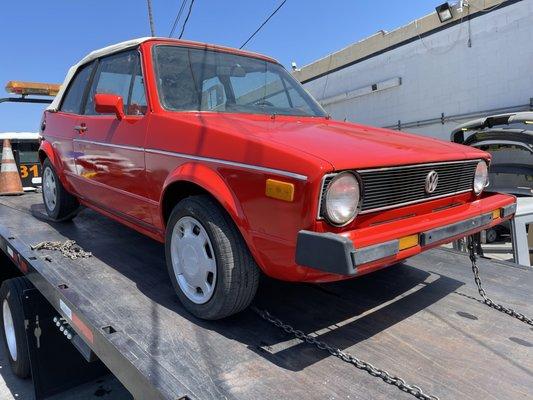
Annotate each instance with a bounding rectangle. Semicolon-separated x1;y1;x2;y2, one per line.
467;235;533;326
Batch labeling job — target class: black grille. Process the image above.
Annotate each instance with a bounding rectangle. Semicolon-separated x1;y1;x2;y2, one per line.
359;160;479;213
319;160;480;218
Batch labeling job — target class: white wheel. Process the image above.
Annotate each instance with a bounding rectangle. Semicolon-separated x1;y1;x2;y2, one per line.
0;278;31;378
41;159;79;221
2;300;17;362
170;216;217;304
43;166;57;211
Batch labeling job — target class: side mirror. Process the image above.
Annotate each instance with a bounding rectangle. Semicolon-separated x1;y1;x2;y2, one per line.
94;93;125;120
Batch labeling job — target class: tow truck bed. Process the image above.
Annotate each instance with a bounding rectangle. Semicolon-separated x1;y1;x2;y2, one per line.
0;193;531;400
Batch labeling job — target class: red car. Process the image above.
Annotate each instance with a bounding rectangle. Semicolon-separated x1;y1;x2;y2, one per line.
39;38;515;319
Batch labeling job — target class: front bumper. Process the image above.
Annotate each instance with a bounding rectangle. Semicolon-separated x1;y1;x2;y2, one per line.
296;202;516;276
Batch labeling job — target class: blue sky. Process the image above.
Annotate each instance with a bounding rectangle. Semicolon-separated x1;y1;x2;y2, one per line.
1;0;440;132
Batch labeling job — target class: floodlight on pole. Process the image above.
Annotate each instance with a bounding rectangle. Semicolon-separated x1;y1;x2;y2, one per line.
435;3;453;23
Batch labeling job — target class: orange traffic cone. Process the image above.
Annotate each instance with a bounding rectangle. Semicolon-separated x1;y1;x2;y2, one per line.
0;139;24;196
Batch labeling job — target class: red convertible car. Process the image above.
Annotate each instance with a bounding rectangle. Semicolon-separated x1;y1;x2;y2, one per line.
39;38;516;319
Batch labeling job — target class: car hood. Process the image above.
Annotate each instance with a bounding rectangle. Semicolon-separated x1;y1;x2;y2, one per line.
204;114;488;171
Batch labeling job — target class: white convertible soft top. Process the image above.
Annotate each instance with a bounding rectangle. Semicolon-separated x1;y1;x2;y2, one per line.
47;37;151;111
47;37;279;112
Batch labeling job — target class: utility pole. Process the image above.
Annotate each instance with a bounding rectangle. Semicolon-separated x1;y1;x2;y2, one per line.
147;0;156;36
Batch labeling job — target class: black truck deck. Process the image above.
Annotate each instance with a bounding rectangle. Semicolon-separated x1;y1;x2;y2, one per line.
0;193;531;400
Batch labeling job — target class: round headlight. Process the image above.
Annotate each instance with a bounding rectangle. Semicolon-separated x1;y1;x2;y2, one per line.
473;161;489;195
325;172;360;226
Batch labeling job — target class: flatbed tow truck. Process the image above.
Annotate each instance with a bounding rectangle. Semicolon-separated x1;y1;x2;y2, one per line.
0;192;531;399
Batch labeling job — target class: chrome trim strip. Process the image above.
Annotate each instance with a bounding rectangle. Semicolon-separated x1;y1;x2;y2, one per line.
145;148;308;181
357;159;481;174
71;139;307;180
316;173;337;219
73;139;144;152
359;189;472;214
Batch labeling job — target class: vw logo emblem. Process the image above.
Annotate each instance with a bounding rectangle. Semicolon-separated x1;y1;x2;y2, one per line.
425;170;439;194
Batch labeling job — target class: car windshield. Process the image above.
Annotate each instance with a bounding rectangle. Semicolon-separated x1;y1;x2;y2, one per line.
153;45;327;117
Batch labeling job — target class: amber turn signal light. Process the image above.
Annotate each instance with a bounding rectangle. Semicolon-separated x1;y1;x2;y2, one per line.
266;179;294;202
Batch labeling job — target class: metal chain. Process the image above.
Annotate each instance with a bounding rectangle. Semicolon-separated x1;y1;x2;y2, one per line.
30;240;92;260
252;307;439;400
467;236;533;326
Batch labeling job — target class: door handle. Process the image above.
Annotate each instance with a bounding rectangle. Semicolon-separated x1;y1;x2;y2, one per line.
73;124;87;133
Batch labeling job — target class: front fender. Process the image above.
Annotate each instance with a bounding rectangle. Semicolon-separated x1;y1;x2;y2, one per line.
161;162;249;232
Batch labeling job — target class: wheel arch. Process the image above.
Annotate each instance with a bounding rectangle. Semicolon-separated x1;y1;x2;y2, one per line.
38;141;56;166
160;162;249;234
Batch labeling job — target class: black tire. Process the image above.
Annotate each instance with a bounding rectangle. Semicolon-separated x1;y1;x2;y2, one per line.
42;158;80;221
165;195;260;320
0;277;33;378
485;228;498;243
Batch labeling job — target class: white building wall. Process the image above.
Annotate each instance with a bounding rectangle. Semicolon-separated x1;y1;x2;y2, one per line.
302;0;533;140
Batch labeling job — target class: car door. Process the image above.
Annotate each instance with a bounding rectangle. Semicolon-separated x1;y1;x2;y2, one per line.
73;50;152;226
44;62;95;194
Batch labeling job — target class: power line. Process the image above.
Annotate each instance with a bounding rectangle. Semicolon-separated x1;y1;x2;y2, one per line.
146;0;156;36
169;0;188;37
239;0;287;49
178;0;196;39
414;12;466;56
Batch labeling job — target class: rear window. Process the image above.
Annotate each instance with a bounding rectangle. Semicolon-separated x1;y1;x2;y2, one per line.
60;62;94;114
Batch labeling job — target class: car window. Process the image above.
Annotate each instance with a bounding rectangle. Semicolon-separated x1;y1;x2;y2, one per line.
84;51;146;116
229;69;292;108
153;45;326;117
128;61;147;115
60;62;94;114
201;76;227;111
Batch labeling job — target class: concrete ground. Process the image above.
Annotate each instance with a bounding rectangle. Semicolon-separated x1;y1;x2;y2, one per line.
443;238;517;263
0;331;33;399
0;342;130;400
482;242;515;262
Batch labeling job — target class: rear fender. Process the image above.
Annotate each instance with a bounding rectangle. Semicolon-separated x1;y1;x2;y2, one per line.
38;140;57;167
38;141;73;192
